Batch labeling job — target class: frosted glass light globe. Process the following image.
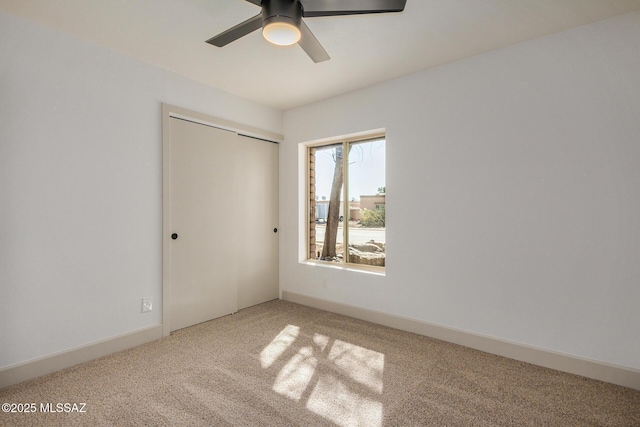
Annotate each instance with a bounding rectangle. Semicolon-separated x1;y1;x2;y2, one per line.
263;22;301;46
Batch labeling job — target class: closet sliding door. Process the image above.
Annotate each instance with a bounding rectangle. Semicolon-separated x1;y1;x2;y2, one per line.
164;112;279;333
168;118;238;332
236;135;279;310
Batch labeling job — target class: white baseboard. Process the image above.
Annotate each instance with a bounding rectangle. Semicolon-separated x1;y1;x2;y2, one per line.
0;325;163;389
282;291;640;391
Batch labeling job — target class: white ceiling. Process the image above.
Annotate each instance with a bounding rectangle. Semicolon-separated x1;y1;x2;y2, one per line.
3;0;640;110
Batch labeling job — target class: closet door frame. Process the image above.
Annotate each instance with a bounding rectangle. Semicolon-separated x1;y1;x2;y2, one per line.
161;104;282;337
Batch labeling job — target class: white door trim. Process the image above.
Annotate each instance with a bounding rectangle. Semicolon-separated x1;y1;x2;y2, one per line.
161;103;282;337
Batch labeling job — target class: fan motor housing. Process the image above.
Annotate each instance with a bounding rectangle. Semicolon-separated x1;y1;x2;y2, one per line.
262;0;302;28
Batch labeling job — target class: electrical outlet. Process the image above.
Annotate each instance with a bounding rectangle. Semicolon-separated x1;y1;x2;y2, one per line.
141;298;152;313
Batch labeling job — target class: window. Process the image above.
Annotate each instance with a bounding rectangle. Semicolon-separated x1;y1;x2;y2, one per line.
308;135;386;269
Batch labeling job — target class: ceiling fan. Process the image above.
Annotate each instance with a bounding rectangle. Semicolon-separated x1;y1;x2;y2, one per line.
206;0;407;63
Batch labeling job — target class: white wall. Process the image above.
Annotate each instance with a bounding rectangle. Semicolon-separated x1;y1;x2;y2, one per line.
0;10;282;369
281;11;640;369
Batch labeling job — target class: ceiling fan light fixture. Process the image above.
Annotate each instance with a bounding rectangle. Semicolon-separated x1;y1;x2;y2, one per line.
262;19;301;46
207;0;407;62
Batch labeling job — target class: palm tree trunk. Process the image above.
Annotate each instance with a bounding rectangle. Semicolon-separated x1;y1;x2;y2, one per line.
322;146;345;260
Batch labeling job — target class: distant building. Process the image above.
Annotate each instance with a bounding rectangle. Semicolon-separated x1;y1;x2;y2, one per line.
360;194;385;211
316;194;385;222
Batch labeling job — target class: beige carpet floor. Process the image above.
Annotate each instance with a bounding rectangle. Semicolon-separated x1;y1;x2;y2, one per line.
1;299;639;427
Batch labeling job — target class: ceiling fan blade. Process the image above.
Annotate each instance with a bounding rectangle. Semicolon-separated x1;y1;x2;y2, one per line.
206;14;262;47
300;0;406;17
298;20;330;63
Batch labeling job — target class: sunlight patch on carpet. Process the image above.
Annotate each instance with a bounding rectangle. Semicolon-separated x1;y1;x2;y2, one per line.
306;374;383;427
272;346;317;401
264;325;384;427
260;324;299;368
328;340;384;394
313;332;330;351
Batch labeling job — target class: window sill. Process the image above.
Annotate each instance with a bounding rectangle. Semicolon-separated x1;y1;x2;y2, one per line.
301;260;386;276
